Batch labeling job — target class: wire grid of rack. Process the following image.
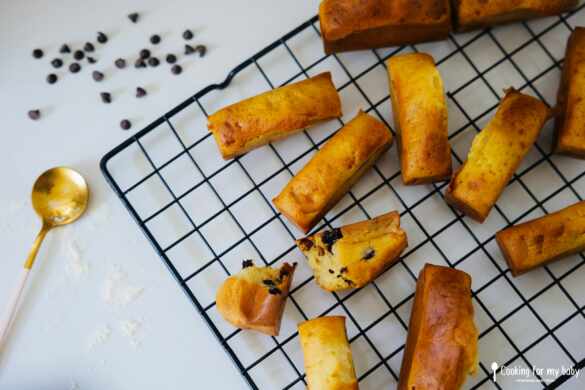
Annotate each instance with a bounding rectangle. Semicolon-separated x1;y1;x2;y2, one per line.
101;5;585;389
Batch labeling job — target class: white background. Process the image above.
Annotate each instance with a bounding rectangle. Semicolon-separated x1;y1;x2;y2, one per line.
0;1;319;389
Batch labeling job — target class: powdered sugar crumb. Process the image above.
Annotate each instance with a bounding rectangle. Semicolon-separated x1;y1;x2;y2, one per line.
65;240;89;279
88;324;111;350
120;319;143;348
102;266;144;306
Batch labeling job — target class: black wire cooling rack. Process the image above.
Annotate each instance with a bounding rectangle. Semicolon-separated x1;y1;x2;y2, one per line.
101;7;585;389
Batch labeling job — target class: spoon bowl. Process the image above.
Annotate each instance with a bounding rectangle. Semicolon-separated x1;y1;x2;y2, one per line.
31;167;89;227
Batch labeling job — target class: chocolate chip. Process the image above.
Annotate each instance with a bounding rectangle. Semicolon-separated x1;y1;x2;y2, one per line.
139;49;150;59
73;50;85;61
59;44;71;54
136;86;147;98
97;31;108;44
115;58;126;69
184;44;194;55
150;34;161;44
262;279;275;286
171;64;182;75
83;42;95;52
340;267;348;274
32;49;43;59
165;53;177;64
147;57;159;67
322;228;343;252
128;12;139;23
183;29;193;40
268;287;282;295
134;58;146;68
242;259;254;268
194;44;207;57
362;248;375;260
298;238;313;251
92;70;104;82
28;109;41;120
87;56;97;64
328;269;334;274
46;74;58;84
100;92;111;103
51;58;63;68
120;119;131;130
69;62;81;73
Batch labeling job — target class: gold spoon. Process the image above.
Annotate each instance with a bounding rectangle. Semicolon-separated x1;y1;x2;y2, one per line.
0;167;89;349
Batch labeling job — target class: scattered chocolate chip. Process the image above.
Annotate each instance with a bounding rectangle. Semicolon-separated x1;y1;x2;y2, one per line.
92;70;104;82
134;58;146;68
194;44;207;57
87;56;97;64
184;44;195;55
97;31;108;44
69;62;81;73
328;269;334;274
46;74;58;84
51;58;63;68
115;58;126;69
128;12;139;23
317;247;325;256
139;49;150;59
120;119;131;130
298;238;313;251
100;92;111;103
150;34;161;44
147;57;159;67
165;53;177;64
171;64;182;75
136;86;147;98
262;279;275;286
322;228;343;253
83;42;95;52
268;287;282;295
242;259;254;268
340;267;348;274
32;49;43;59
73;50;85;61
362;248;375;260
182;29;193;40
343;277;355;286
59;44;71;54
28;109;41;120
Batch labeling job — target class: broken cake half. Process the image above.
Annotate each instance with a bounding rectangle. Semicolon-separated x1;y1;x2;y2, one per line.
296;212;407;291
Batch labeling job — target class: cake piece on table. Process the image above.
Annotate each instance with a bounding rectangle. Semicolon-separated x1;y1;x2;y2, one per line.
319;0;452;54
207;72;341;159
388;52;452;185
496;200;585;276
554;27;585;159
398;263;478;390
296;211;407;291
298;316;359;390
273;110;393;233
215;261;296;336
445;88;551;223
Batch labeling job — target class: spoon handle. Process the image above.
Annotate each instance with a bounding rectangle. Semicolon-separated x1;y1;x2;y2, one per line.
0;268;30;351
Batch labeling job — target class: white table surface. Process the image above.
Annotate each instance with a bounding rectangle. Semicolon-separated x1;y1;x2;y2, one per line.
0;1;319;388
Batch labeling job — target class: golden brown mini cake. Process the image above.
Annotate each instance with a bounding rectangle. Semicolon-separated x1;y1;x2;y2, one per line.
496;200;585;276
454;0;578;31
445;89;551;223
318;0;452;54
207;72;341;159
398;263;478;390
273;111;393;233
554;27;585;159
298;316;359;390
215;260;296;336
296;211;407;291
388;52;451;185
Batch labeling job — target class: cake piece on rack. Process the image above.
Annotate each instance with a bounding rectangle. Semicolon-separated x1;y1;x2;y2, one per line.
207;72;341;159
445;88;551;223
215;260;296;336
398;263;478;390
273;111;393;233
296;212;407;291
